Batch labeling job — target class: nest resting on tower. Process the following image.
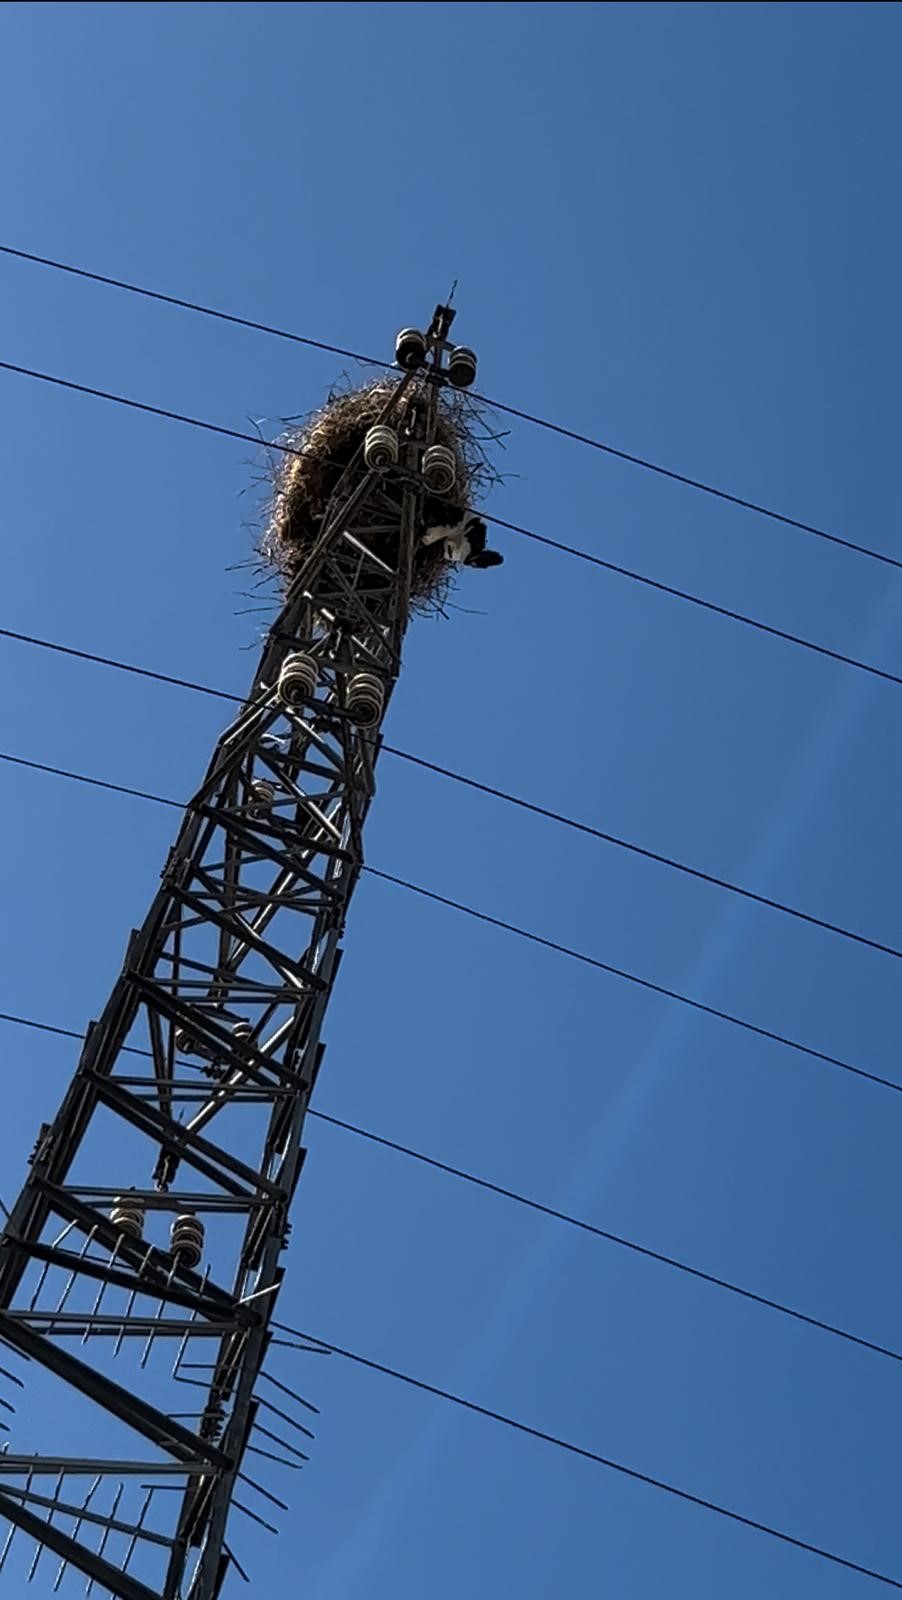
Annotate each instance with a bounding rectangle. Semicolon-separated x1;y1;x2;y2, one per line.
261;377;493;613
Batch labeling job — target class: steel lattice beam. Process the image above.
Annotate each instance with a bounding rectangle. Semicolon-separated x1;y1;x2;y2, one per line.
0;315;461;1598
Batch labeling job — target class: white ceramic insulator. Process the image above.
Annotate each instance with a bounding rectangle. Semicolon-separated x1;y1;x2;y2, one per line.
346;671;385;729
364;424;400;472
278;652;318;706
422;444;457;494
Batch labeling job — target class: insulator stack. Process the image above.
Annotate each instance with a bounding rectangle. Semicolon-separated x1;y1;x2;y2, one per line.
448;344;477;387
346;671;385;728
364;424;399;472
110;1196;145;1242
395;327;426;370
170;1214;205;1270
278;651;318;707
422;443;457;493
174;1028;213;1059
250;778;276;812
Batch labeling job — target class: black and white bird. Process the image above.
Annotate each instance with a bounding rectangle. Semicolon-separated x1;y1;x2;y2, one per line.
420;502;504;568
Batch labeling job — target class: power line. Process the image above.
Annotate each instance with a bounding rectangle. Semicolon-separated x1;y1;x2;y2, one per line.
0;242;385;370
1;358;899;697
2;623;899;964
480;394;902;573
276;1322;902;1593
0;358;301;462
1;357;900;699
387;745;902;961
369;864;901;1095
0;749;181;810
285;1109;902;1369
4;765;897;1584
5;1006;899;1586
2;746;898;1101
4;251;895;1593
3;240;900;574
3;1004;901;1373
488;513;902;691
0;625;239;705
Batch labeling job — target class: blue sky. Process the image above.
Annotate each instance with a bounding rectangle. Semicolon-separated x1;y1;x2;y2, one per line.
1;1;901;1595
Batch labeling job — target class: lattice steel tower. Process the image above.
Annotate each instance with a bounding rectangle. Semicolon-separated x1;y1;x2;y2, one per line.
0;307;488;1598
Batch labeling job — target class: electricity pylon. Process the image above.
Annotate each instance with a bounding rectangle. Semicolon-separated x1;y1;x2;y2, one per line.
0;307;478;1598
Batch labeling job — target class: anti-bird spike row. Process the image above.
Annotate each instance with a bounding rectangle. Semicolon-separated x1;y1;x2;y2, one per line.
0;306;499;1598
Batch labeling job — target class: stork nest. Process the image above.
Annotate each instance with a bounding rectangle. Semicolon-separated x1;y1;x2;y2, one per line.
260;377;496;613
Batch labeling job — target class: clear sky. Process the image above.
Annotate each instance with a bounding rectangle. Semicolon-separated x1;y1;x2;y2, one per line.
1;2;901;1595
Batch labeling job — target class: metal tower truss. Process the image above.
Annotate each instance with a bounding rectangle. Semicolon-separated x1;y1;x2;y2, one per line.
0;326;456;1597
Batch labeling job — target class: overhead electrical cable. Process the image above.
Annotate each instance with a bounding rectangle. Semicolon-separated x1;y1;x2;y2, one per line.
4;245;897;1596
486;512;902;690
2;1006;901;1371
1;241;899;571
0;625;898;963
286;1322;902;1593
1;747;897;1101
0;359;900;697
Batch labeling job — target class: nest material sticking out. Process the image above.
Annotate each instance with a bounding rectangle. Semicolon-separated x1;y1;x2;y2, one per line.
261;377;491;613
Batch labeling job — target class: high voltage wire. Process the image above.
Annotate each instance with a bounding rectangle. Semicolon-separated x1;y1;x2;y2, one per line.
2;240;900;574
3;1006;902;1373
1;623;898;964
0;359;289;459
3;249;898;1598
386;745;902;960
0;243;385;370
1;356;901;699
5;1006;902;1587
0;625;239;705
2;747;899;1102
284;1322;902;1593
480;396;902;572
487;512;902;691
291;1325;902;1592
368;864;901;1096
